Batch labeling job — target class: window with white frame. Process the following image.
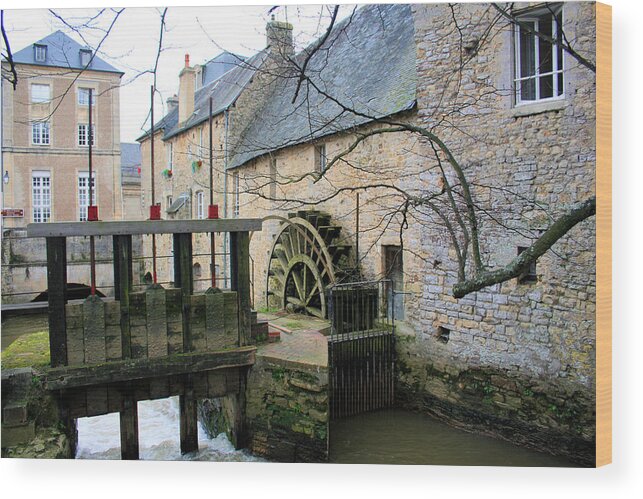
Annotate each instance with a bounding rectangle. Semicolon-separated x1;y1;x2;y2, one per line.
514;5;564;104
34;44;47;62
78;87;96;106
168;143;173;168
195;191;205;219
77;124;95;146
314;144;327;173
32;171;51;223
31;84;50;103
198;128;203;158
188;145;193;163
78;172;96;221
233;172;240;217
31;121;50;145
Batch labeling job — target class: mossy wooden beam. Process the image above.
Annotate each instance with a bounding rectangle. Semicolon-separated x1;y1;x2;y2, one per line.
43;346;256;390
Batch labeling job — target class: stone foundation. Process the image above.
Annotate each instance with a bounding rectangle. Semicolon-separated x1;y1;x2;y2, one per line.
245;355;328;462
395;330;595;467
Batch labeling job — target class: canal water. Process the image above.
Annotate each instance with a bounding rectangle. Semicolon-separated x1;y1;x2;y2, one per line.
330;408;576;467
77;398;575;466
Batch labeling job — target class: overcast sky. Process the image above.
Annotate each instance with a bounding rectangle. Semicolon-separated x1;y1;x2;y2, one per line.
2;1;355;142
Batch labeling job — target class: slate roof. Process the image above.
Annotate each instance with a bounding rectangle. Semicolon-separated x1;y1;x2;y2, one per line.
201;52;246;87
12;30;123;75
137;50;268;142
230;3;417;169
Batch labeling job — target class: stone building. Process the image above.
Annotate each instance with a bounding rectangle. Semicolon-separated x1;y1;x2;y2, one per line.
138;2;597;464
1;31;128;303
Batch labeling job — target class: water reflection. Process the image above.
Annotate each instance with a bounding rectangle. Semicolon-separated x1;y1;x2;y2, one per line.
330;409;578;467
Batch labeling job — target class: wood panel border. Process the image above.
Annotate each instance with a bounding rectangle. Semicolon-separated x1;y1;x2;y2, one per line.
596;1;612;467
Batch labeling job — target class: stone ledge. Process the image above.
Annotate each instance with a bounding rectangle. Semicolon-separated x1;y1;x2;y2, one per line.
511;99;567;118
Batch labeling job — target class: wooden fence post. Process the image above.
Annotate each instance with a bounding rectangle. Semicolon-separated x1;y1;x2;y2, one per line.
230;231;251;346
46;236;68;367
113;235;133;358
173;233;193;352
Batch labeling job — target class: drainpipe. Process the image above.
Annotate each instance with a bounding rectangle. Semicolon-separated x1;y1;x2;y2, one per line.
223;108;230;288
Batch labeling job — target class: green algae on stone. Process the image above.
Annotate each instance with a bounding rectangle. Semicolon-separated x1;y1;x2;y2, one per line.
2;331;50;369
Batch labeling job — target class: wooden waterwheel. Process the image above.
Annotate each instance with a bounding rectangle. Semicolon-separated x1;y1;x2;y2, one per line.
265;211;355;318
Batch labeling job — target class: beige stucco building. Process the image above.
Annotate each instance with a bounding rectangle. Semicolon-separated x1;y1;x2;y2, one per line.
1;31;126;303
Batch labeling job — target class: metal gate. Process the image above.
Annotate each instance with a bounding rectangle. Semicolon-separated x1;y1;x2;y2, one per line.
327;280;395;419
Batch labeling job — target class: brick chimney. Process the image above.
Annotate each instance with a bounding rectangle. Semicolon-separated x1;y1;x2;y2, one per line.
178;54;196;125
266;15;293;57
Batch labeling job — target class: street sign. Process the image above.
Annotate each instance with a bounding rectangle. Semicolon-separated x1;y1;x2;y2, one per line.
1;208;24;217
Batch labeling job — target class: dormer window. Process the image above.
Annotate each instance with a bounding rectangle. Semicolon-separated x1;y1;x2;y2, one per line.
80;49;92;67
34;44;47;63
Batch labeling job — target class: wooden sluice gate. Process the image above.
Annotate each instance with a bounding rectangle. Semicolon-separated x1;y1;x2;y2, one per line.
26;219;262;459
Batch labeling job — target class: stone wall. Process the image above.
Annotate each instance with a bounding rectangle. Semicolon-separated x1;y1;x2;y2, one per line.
245;354;328;462
235;2;597;464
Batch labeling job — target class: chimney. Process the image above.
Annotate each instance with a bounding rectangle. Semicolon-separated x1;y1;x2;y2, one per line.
167;94;178;114
178;53;196;125
266;15;294;57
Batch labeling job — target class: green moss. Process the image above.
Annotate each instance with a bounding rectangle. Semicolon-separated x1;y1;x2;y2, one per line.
2;331;50;369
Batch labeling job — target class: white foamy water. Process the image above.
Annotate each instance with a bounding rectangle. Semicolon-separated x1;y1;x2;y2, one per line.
75;396;263;462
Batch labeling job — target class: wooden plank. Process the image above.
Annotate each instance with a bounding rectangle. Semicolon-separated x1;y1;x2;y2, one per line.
44;346;256;390
83;296;106;364
46;237;67;367
129;291;147;359
205;288;225;350
180;375;198;454
27;218;263;237
113;235;133;359
223;291;239;349
230;231;251;346
66;303;85;365
190;294;206;352
596;1;612;468
85;385;109;417
173;233;193;352
146;285;168;358
120;395;139;460
166;288;183;354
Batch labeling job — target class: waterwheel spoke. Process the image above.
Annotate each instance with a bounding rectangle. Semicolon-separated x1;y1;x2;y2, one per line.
305;280;320;306
291;267;305;302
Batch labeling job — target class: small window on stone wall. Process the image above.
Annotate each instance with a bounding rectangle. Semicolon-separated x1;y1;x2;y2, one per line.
517;246;538;283
436;326;450;344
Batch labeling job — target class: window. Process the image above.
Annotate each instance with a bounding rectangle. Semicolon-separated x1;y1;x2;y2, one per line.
198;128;203;158
31;84;50;103
188;145;193;163
314;144;327;173
78;172;96;221
269;156;277;199
517;246;538;283
514;6;564;104
78;87;96;106
80;49;92;67
34;44;47;62
168;143;173;168
31;121;50;145
167;195;173;210
196;191;205;219
32;171;51;223
233;172;240;217
435;326;450;344
77;124;95;147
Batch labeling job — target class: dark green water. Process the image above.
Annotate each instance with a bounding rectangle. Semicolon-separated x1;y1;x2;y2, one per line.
329;409;578;467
